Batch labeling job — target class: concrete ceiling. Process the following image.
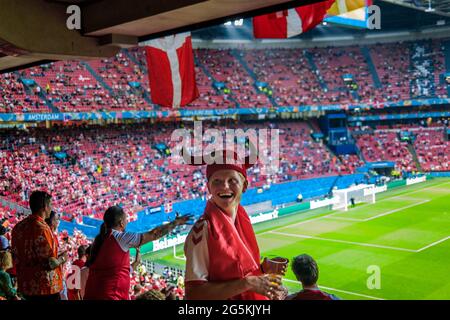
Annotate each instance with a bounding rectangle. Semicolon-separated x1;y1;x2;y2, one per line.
383;0;450;17
0;0;321;73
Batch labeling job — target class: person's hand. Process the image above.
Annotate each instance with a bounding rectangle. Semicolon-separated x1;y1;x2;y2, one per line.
135;248;141;264
172;214;193;227
245;274;283;300
261;257;288;275
272;285;289;300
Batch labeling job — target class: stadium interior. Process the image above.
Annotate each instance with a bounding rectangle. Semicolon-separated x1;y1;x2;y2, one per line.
0;0;449;301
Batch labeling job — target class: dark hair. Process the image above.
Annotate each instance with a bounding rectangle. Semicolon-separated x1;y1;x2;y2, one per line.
133;284;142;293
86;206;126;266
29;191;52;214
77;245;88;259
45;210;58;227
0;226;7;236
135;289;165;300
292;254;319;286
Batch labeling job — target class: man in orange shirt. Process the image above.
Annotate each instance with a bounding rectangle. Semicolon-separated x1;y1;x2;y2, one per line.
11;191;68;301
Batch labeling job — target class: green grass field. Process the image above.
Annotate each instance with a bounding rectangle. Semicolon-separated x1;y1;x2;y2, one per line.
143;178;450;300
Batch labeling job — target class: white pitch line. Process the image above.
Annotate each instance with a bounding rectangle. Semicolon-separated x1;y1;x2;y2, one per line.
282;278;385;300
327;199;431;222
258;214;329;236
327;216;365;222
269;181;449;232
416;236;450;252
363;199;430;221
391;181;450;196
390;196;430;201
268;231;417;253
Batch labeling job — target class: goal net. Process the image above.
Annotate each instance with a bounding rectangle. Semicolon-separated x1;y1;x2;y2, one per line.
332;184;376;211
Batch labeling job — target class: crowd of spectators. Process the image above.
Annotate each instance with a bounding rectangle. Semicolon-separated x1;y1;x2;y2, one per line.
1;40;448;114
0;121;359;221
2;118;448;225
0;199;187;300
1;189;336;301
413;127;449;172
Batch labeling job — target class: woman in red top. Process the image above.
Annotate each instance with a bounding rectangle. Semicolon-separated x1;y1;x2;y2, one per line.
84;206;190;300
183;149;288;300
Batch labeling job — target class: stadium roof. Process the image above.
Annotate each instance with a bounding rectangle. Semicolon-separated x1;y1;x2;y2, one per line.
191;0;450;40
1;0;450;73
0;0;322;73
387;0;450;17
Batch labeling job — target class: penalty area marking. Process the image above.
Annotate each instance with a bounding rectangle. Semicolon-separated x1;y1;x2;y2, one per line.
416;236;450;252
327;199;430;222
270;181;450;233
267;231;417;252
267;231;450;253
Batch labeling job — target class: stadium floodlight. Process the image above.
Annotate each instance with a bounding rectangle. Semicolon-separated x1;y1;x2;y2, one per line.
332;184;376;211
425;0;435;12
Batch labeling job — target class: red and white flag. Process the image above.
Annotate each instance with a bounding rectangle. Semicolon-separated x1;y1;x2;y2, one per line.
145;32;199;108
253;0;335;38
164;202;173;213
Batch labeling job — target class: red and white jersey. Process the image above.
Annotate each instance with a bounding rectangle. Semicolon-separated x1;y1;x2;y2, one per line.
183;218;209;285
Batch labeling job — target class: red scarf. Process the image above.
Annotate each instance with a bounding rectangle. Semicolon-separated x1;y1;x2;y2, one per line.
204;200;268;300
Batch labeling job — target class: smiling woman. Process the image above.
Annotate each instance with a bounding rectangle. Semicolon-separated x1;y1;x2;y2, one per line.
208;169;246;218
182;149;289;300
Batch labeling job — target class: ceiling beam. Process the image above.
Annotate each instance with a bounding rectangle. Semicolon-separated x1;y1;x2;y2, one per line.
82;0;323;39
382;0;450;18
82;0;209;35
0;0;120;64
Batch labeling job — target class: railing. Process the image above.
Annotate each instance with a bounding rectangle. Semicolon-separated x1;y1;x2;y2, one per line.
137;258;185;277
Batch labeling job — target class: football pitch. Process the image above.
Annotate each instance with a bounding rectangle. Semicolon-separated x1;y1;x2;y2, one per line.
143;178;450;300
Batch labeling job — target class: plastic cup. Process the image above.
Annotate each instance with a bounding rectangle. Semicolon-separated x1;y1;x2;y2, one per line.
267;256;288;275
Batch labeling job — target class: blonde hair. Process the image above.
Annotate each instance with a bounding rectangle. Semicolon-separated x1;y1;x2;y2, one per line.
0;250;12;270
207;171;248;192
238;173;248;191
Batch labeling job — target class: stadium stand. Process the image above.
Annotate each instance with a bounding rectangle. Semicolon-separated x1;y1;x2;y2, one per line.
2;117;449;233
1;34;449;301
413;126;450;172
353;128;418;172
0;72;50;113
2;39;449;114
0;120;358;223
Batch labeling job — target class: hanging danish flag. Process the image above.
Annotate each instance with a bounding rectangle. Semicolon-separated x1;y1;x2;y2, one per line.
253;0;336;38
145;32;199;108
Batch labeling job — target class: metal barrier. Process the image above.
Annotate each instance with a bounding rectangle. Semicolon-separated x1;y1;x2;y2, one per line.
134;258;185;278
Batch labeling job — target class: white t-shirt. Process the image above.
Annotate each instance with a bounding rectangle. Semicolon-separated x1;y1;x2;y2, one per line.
111;229;142;252
184;219;209;285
